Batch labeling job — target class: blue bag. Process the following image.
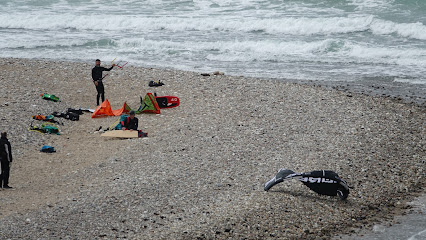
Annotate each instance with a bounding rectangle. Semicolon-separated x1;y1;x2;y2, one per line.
40;145;56;153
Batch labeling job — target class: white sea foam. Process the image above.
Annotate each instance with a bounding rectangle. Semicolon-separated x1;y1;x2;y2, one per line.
370;19;426;40
1;13;425;41
0;0;425;87
393;78;426;85
407;229;426;240
117;37;426;67
349;0;394;10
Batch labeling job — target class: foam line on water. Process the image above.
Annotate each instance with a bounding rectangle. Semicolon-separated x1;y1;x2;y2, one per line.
1;13;426;40
114;37;426;66
407;229;426;240
349;0;395;10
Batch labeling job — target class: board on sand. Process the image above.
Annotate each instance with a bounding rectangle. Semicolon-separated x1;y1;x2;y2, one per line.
101;130;139;138
155;96;180;109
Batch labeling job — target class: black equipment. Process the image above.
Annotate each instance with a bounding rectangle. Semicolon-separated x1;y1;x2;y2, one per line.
264;169;350;200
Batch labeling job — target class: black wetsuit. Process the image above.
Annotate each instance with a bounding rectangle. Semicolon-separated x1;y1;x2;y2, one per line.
121;117;138;130
0;136;12;188
92;65;114;105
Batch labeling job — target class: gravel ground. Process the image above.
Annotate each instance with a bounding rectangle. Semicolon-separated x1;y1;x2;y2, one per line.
0;58;424;239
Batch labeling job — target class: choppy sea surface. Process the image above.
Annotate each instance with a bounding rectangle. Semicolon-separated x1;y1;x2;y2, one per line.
0;0;425;103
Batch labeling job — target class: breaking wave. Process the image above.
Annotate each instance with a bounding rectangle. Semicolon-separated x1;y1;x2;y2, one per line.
1;13;426;40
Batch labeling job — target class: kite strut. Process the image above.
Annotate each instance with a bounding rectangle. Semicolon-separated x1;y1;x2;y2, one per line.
118;61;128;69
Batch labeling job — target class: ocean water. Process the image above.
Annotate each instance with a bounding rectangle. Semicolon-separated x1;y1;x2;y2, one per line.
0;0;425;102
335;194;426;240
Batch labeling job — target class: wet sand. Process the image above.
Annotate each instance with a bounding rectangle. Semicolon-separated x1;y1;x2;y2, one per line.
334;194;426;240
282;77;426;107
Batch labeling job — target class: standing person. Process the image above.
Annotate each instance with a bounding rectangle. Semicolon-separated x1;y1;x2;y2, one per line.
92;59;116;106
121;110;139;130
0;132;13;189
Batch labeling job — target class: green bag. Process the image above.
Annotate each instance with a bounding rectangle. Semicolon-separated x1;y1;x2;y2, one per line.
40;93;59;102
41;124;60;134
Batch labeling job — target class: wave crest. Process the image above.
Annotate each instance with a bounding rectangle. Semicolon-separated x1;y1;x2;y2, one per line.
1;14;426;40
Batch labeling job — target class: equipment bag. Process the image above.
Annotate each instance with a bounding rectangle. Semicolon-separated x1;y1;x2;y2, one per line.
148;80;165;87
33;115;46;121
67;108;83;115
65;112;79;121
40;145;56;153
42;125;60;134
40;93;60;102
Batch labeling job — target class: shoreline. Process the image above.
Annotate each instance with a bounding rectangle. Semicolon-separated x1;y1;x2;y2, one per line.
334;193;426;240
281;78;426;108
0;58;424;239
7;56;426;107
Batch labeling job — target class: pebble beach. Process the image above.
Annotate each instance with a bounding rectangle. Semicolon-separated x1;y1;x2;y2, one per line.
0;58;424;239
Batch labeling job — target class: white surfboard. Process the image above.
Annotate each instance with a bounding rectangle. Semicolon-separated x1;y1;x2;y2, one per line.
101;130;139;138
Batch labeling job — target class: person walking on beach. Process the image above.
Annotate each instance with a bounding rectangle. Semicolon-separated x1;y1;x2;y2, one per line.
92;59;116;106
121;110;139;130
0;132;13;189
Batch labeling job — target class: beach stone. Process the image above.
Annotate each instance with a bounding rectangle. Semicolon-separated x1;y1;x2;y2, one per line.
0;58;424;239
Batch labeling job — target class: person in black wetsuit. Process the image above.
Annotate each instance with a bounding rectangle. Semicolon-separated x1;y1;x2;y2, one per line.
121;110;138;130
0;132;13;189
92;59;116;106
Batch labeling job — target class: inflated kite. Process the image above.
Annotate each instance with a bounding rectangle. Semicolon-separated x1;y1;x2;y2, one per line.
264;169;350;200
